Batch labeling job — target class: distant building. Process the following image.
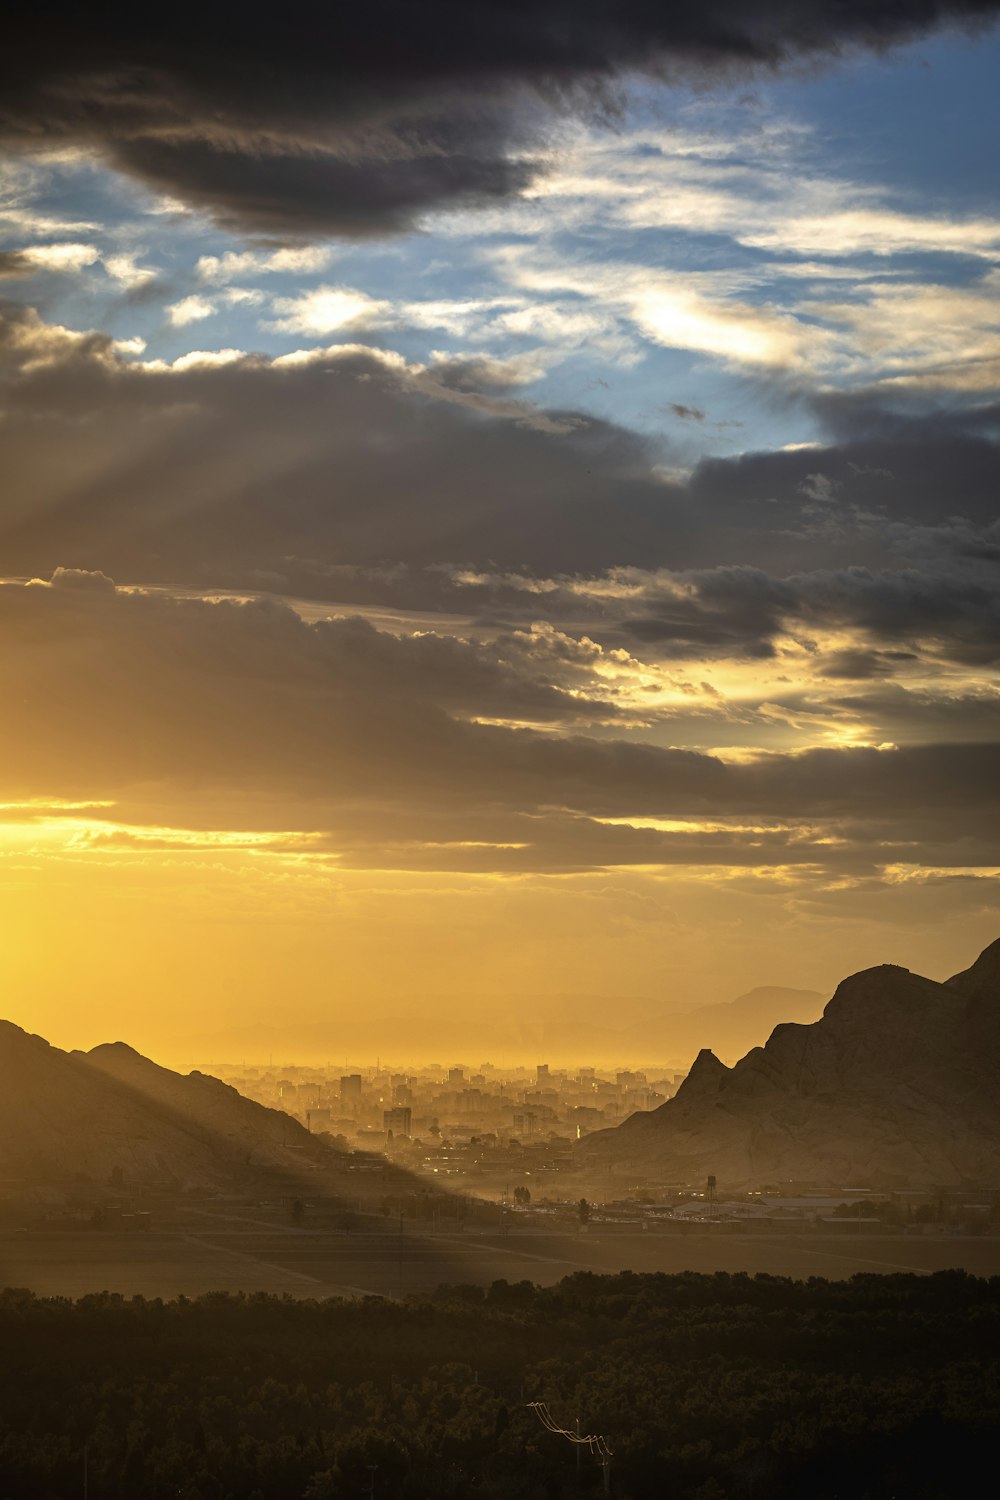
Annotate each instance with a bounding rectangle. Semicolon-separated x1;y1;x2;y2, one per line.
569;1105;605;1138
383;1106;412;1139
340;1074;362;1099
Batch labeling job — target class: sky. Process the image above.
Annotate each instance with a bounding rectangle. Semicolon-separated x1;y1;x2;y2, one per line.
1;2;999;1057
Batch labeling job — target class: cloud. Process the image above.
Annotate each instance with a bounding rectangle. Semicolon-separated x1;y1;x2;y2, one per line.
0;242;99;275
4;3;997;237
1;305;998;662
220;287;266;308
267;286;390;335
103;252;158;289
533;123;1000;264
1;575;998;881
493;248;826;372
0;251;31;279
166;294;215;326
166;348;247;370
196;247;335;283
803;272;1000;388
633;283;811;368
423;125;1000;387
0;316;994;884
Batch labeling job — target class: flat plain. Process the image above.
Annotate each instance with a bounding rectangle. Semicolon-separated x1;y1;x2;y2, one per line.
5;1209;1000;1300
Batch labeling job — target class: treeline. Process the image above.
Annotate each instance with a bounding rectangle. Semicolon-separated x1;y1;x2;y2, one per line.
0;1270;998;1498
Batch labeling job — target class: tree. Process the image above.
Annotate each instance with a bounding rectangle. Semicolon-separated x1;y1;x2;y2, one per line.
578;1198;590;1225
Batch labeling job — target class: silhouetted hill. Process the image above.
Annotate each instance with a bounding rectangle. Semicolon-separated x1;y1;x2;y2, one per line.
947;934;1000;1004
0;1021;356;1195
584;939;1000;1187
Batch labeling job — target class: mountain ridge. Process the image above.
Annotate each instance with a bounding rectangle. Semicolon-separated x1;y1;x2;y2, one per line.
585;942;1000;1188
0;1019;351;1196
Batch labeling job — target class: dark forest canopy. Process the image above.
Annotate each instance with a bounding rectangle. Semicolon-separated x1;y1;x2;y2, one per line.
0;1270;998;1498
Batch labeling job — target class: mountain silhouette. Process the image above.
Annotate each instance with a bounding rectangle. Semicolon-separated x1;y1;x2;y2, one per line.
585;938;1000;1188
0;1020;362;1196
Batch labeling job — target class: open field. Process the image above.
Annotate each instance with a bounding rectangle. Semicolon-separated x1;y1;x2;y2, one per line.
4;1210;1000;1299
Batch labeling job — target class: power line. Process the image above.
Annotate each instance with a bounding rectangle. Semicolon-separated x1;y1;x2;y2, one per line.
527;1401;614;1492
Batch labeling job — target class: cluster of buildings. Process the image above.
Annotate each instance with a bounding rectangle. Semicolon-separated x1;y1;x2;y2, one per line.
208;1060;686;1182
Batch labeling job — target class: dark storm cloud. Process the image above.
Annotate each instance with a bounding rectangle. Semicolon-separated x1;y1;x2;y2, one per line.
686;417;1000;554
0;252;32;278
825;683;1000;740
1;576;998;876
107;133;537;240
1;305;996;575
251;611;621;725
620;569;795;660
5;2;998;237
816;648;906;679
2;306;999;675
811;388;1000;445
617;560;1000;665
0;307;689;582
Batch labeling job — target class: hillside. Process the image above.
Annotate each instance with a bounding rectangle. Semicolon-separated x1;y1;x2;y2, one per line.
0;1021;352;1196
584;938;1000;1188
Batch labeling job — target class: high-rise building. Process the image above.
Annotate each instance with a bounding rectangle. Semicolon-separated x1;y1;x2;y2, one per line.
383;1106;412;1139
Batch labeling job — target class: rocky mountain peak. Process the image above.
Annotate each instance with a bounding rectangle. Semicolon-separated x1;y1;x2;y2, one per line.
948;935;1000;1002
586;936;1000;1187
675;1047;730;1101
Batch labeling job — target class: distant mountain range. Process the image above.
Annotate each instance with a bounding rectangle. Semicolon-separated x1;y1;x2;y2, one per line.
585;938;1000;1189
624;987;827;1066
0;1022;359;1198
167;986;826;1069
